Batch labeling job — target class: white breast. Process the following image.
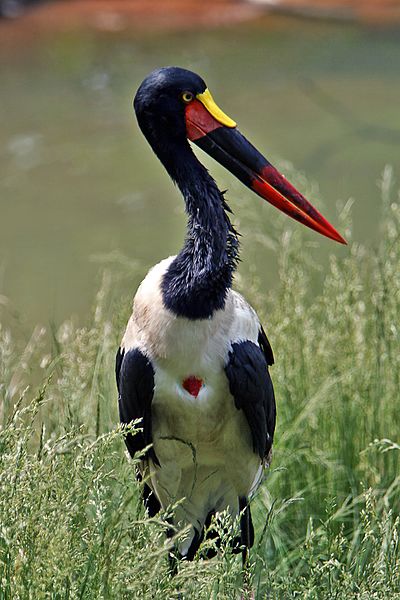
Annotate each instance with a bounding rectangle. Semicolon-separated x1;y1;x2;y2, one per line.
121;257;264;549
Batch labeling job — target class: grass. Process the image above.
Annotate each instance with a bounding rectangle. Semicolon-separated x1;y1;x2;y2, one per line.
1;167;400;598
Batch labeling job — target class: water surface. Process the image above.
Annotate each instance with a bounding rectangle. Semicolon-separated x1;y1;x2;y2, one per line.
1;19;399;328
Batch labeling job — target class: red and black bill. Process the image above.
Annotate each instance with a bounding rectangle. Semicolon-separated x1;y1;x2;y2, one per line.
185;98;346;245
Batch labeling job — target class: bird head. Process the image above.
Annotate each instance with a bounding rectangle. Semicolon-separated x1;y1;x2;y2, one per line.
134;67;207;144
134;66;346;244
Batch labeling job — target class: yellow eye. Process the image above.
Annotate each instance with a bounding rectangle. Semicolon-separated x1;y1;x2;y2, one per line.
182;91;194;104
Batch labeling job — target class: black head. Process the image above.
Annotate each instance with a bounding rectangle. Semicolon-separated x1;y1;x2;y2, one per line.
134;67;207;148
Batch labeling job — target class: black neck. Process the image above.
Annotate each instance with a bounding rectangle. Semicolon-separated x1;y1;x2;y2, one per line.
160;142;239;320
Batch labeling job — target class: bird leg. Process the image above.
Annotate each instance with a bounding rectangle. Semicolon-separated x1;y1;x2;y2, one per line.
239;496;254;599
166;521;179;577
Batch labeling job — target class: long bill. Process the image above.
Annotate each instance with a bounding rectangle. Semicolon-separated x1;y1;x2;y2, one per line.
185;90;346;245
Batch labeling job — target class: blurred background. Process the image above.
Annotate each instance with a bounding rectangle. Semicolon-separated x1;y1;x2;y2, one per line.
1;0;400;330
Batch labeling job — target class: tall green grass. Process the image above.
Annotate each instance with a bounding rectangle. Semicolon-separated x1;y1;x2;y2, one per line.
1;167;399;598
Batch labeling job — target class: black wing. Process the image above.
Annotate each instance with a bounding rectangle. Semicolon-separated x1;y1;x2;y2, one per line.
116;347;159;466
224;328;276;460
258;325;274;366
116;347;161;516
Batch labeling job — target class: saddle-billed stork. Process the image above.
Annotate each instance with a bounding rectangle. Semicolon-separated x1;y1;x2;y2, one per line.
116;67;345;568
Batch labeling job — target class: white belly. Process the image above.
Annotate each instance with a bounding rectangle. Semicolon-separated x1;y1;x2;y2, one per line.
148;361;261;529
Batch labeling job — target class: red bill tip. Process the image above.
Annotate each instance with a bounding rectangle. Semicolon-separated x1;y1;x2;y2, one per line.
252;165;347;245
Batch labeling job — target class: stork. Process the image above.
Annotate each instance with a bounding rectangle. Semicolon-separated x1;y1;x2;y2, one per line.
116;67;345;570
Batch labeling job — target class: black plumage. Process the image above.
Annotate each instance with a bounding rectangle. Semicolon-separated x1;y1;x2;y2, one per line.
225;335;276;461
116;347;158;465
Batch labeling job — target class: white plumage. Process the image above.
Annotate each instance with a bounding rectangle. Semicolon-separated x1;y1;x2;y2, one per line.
121;257;265;553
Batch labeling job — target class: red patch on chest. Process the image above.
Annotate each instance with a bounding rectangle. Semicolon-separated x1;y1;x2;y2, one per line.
182;376;203;398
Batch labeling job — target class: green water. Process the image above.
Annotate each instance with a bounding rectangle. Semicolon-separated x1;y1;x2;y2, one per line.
1;18;399;328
